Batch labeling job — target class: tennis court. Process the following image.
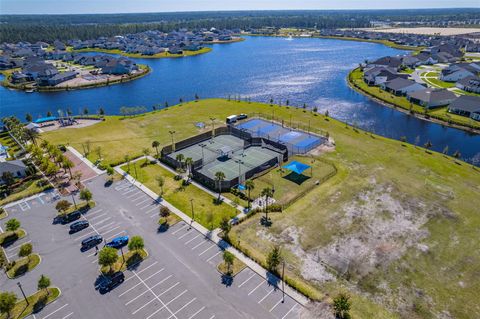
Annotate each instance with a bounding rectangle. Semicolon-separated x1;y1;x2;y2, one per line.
236;118;324;154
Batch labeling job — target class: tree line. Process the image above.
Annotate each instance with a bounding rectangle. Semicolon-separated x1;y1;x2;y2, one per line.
2;8;479;43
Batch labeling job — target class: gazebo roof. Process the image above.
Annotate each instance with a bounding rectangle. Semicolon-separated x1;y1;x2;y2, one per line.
282;161;311;175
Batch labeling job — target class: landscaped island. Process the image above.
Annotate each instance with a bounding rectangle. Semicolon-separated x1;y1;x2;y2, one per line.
41;98;480;319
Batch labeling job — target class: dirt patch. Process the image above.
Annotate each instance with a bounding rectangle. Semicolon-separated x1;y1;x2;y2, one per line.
39;119;102;132
309;138;336;157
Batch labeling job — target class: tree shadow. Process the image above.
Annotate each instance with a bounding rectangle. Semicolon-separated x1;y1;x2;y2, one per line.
260;216;272;227
14;263;29;277
266;272;280;288
126;252;143;270
221;274;233;287
33;294;48;313
104;180;113;187
282;172;310;185
1;232;19;248
213;197;224;205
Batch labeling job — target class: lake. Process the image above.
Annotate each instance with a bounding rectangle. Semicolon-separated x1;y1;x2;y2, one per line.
0;36;479;163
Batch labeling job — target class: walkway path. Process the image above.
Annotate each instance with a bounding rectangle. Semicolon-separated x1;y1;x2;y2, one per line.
114;160;310;307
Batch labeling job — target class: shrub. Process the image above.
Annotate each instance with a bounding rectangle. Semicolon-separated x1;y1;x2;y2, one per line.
55;200;72;214
159;206;171;217
158;217;167;225
19;243;33;257
5;218;20;232
128;236;144;251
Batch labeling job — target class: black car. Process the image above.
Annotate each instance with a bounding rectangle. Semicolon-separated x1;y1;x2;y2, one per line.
61;211;81;224
70;220;89;233
81;235;103;250
99;272;125;292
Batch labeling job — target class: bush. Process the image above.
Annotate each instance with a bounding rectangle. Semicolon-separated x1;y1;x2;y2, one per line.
159;206;170;217
128;236;144;251
158;217;167;225
174;174;183;181
5;218;20;232
19;243;32;257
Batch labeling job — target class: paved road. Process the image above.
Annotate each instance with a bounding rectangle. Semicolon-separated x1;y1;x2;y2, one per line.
0;177;302;319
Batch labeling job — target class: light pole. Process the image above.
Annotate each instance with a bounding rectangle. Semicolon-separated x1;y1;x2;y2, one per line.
209;117;216;138
71;193;77;209
120;246;125;264
190;199;194;228
17;282;29;305
133;162;138;180
281;261;285;303
169;130;176;152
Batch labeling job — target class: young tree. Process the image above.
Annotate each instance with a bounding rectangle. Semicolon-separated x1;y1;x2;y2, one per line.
400;136;407;143
219;216;231;237
214;171;225;199
269;98;273;106
453;150;461;159
5;218;20;232
175;153;185;169
24;128;39;145
151;140;160;158
95;146;102;161
46;111;52;117
18;242;33;258
80;188;93;204
55;200;72;214
266;245;282;272
142;148;150;164
442;145;449;155
245;180;255;209
185;157;193;178
0;291;17;318
38;274;51;295
106;166;114;181
159;205;170;218
25;113;33;122
1;172;15;192
83;107;89;115
222;251;235;274
261;187;273;224
98;107;105;115
156;176;165;195
128;236;144;251
98;246;119;273
333;293;351;319
424;140;433;151
62;158;74;179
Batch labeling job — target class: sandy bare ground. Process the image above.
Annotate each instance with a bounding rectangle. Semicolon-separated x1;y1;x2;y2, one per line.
359;27;480;36
39;119;102;132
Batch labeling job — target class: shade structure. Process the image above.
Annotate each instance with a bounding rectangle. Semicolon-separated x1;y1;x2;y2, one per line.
282;161;311;175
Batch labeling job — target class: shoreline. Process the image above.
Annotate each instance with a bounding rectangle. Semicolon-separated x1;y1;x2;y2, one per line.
71;46;213;59
1;64;151;92
346;68;480;135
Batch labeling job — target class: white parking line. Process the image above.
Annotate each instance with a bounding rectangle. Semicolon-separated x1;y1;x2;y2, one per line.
38;196;45;204
184;234;200;244
167;297;196;318
238;273;256;288
61;312;74;319
7;240;31;252
122;188;137;195
144;290;187;319
86;209;103;217
131;195;147;202
125;262;158;281
132;297;156;315
101;226;121;236
206;251;222;262
178;231;192;240
87;213;108;221
127;192;142;199
187;306;206;319
269;298;284;312
281;304;297;319
42;304;68;319
131;271;178;318
172;224;187;235
198;245;215;256
95;221;116;231
258;288;275;303
125;272;169;305
248;281;264;296
144;205;159;214
191;240;207;251
135;198;151;206
74;230;96;241
91;217;111;227
106;231;126;242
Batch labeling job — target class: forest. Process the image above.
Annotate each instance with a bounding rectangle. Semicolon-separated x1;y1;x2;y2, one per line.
1;9;479;43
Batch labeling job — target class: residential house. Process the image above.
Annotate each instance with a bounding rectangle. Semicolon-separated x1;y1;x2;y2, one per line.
456;76;480;94
407;88;457;109
447;95;480;121
363;66;407;85
368;56;402;71
381;78;425;96
440;64;477;82
0;160;27;179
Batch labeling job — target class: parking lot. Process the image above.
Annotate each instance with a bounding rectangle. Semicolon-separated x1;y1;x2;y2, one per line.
0;176;302;319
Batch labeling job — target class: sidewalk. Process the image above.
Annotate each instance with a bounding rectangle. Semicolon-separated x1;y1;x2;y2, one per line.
114;164;310;307
67;146;105;175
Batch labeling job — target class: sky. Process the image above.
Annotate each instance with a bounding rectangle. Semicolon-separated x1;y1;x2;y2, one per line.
1;0;478;14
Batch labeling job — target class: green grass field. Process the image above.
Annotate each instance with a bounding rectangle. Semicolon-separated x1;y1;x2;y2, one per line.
120;161;237;229
43;99;480;318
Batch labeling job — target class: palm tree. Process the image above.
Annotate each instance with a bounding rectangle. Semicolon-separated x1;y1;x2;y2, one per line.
23;128;39;145
245;180;255;209
214;171;225;200
62;158;74;179
185;157;193;179
261;187;273;225
175;153;185;170
152;140;160;158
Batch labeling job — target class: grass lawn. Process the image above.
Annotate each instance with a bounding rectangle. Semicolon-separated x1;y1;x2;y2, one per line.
217;254;246;276
424;77;456;88
0;208;7;219
0;131;21;157
0;287;60;319
120;162;237;229
0;177;53;206
224;155;336;207
6;253;41;278
349;68;480;130
100;249;148;274
43;98;480;318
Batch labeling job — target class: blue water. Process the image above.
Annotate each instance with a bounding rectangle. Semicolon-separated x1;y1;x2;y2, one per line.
0;36;479;162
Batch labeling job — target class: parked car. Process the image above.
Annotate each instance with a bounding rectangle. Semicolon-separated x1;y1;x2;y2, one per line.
237;113;248;120
81;235;103;250
99;272;125;292
105;235;129;249
61;211;81;224
70;220;89;233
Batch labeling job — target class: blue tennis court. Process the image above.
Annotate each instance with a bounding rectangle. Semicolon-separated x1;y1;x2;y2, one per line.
236;118;325;154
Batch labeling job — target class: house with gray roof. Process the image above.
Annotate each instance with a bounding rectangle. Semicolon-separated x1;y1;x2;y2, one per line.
440;63;477;82
0;160;27;180
407;88;457;109
381;78;425;96
456;76;480;94
448;95;480;121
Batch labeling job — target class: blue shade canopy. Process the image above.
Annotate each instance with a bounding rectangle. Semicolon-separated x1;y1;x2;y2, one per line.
34;116;57;123
238;184;246;191
282;161;310;175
